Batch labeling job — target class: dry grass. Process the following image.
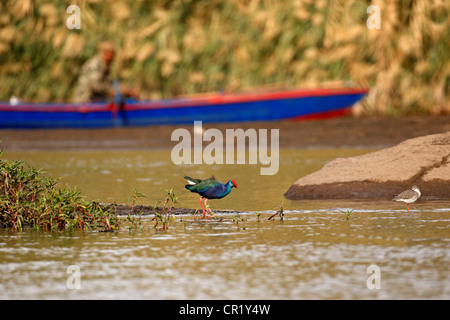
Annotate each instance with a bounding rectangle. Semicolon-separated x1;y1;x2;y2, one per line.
0;0;448;114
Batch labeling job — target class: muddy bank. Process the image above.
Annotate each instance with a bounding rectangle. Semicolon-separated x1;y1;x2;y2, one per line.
285;131;450;200
104;204;240;216
284;180;450;200
1;115;450;150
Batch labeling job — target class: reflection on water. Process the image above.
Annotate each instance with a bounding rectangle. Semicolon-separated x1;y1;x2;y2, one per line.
1;150;449;299
0;208;449;299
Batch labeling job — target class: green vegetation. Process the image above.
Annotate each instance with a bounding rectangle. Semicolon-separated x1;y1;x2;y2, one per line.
0;0;448;114
150;188;178;231
268;199;284;221
124;187;146;231
124;187;179;231
0;149;181;232
0;149;119;231
341;209;354;220
232;213;247;225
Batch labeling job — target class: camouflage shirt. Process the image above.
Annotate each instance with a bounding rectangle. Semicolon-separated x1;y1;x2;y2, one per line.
73;55;112;103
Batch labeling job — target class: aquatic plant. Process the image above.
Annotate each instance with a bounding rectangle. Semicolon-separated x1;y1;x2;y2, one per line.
126;209;143;231
128;186;146;215
231;213;247;224
150;187;178;231
268;199;284;221
231;213;247;230
0;149;119;231
124;187;146;231
342;209;354;220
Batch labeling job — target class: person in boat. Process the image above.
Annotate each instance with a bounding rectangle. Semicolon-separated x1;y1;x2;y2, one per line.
73;41;135;103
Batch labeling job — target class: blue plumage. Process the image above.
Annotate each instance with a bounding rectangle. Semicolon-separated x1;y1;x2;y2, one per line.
184;176;237;216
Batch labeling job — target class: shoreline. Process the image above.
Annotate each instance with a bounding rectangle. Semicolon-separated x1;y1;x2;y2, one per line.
109;199;450;216
105;204;242;216
1;115;450;151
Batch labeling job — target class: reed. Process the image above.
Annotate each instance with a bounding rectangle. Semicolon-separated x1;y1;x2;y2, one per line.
0;0;448;114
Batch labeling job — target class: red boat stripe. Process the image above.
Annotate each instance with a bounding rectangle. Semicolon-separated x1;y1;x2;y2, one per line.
0;88;369;113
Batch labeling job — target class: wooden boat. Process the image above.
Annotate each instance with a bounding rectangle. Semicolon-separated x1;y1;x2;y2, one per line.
0;86;368;129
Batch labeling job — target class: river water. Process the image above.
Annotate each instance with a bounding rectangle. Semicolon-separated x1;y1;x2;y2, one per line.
0;149;449;299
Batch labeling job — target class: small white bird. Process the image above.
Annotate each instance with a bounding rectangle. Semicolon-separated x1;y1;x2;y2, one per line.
393;186;421;212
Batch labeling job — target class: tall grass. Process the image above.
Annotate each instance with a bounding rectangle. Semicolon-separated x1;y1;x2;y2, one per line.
0;0;448;114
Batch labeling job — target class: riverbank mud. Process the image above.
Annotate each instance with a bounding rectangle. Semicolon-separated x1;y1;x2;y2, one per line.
1;115;449;151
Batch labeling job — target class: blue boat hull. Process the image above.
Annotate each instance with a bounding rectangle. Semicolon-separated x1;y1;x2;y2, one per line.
0;87;368;129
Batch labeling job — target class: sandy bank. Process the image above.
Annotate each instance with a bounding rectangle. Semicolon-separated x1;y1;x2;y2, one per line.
284;131;450;200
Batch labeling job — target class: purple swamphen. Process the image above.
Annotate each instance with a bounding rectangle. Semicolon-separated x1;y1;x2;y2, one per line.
184;176;237;217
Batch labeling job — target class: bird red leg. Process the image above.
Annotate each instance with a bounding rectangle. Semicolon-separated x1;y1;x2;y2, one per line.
407;203;409;212
199;197;206;218
205;199;213;216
